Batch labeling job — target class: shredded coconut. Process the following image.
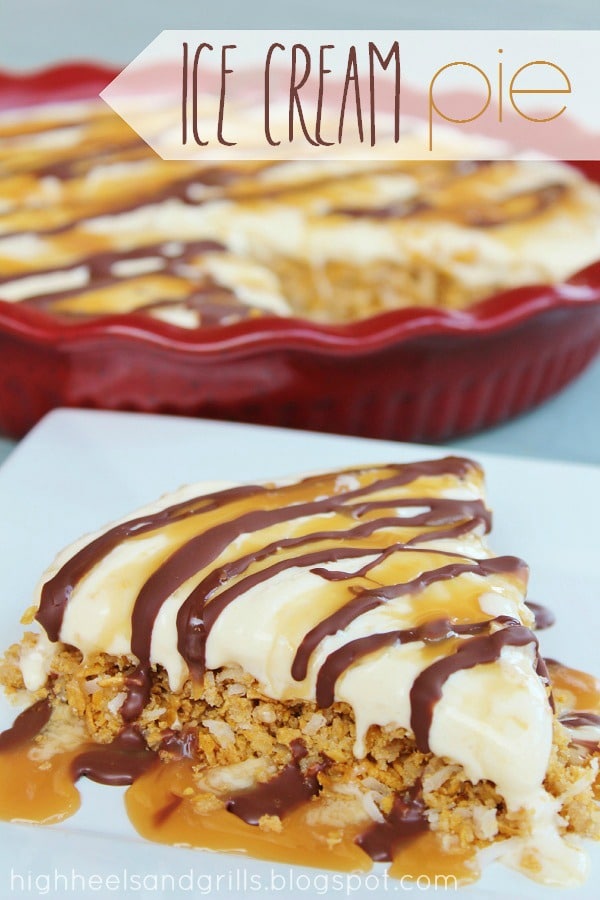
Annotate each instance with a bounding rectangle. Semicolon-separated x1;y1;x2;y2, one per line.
559;758;599;804
202;718;235;748
196;757;275;794
302;713;326;735
334;782;385;823
83;678;100;695
472;805;499;841
423;764;462;793
107;692;127;716
143;706;167;722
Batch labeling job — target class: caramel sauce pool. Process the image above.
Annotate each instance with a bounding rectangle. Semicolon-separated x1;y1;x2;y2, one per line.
0;745;80;824
547;660;600;712
125;759;371;872
0;734;476;884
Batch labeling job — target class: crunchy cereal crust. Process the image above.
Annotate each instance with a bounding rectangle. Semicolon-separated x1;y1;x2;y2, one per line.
1;635;598;848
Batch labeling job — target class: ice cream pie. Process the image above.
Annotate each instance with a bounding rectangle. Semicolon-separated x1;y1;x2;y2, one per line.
1;456;599;886
1;99;600;327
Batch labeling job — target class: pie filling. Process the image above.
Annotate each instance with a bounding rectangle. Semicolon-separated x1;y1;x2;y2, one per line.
2;101;600;326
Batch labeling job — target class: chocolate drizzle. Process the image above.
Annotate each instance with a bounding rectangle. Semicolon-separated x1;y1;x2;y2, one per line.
20;152;337;242
120;665;152;723
536;654;555;711
463;183;567;228
36;140;151;181
356;785;428;861
70;726;158;786
526;601;556;630
7;169;255;239
35;456;499;729
410;624;539;752
0;239;226;309
332;183;567;229
128;464;474;717
158;727;198;759
315;616;518;709
0;697;51;753
153;793;184;827
0;121;577;332
293;556;524;682
333;199;431;221
226;740;322;825
176;518;444;679
56;238;224;283
140;289;257;327
559;712;600;753
37;482;265;641
560;712;600;729
175;459;481;690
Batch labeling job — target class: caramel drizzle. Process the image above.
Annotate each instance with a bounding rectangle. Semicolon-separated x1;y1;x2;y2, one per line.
0;239;226;300
410;624;540;751
35;456;532;748
183;500;491;679
293;556;523;682
0;111;575;326
0;108;114;142
315;615;522;708
333;183;567;228
0;240;242;325
0;228;263;323
37;482;266;641
0;106;137;169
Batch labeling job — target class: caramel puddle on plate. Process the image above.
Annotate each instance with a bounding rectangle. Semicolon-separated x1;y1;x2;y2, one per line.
125;759;478;882
547;661;600;712
125;758;371;872
389;832;479;885
0;734;477;884
0;745;81;824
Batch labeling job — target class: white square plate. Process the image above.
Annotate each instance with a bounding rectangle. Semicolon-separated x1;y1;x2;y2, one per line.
0;409;598;899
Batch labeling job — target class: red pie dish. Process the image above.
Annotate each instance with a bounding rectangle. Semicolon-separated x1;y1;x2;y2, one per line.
0;63;599;441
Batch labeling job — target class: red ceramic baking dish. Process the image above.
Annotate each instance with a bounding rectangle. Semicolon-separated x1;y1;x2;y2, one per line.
0;63;599;442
